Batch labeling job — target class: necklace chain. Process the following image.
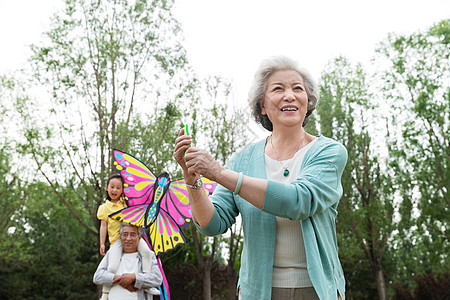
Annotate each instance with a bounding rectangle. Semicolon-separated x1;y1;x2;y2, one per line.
269;133;306;177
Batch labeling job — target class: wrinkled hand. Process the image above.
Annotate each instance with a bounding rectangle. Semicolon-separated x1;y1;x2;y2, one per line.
184;147;225;182
113;273;137;292
123;283;138;293
173;128;193;174
174;128;199;185
174;128;224;183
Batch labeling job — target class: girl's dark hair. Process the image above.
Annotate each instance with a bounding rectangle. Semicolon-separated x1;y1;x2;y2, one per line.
105;173;125;201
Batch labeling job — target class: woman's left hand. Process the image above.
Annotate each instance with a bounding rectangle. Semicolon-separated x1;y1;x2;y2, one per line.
174;128;225;182
184;147;225;182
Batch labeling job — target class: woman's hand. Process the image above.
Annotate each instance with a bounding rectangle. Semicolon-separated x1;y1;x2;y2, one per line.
174;128;199;184
184;147;225;182
175;128;267;213
174;128;225;182
173;128;190;170
174;128;217;226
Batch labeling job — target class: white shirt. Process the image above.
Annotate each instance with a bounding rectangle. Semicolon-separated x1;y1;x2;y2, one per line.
265;138;317;288
109;252;139;300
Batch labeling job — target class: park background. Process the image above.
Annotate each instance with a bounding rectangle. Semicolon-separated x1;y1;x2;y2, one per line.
0;0;449;299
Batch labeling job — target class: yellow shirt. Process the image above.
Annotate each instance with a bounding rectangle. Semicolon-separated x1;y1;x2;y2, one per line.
97;199;127;244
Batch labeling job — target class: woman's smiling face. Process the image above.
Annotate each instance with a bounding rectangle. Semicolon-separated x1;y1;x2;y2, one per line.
261;69;308;131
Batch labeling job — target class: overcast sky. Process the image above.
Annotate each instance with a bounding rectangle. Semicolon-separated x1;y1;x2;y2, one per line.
175;0;449;106
1;0;449;108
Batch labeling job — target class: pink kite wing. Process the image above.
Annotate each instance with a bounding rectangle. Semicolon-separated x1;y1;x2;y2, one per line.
111;150;219;258
142;233;171;300
113;150;156;206
149;208;187;256
109;204;152;228
201;177;218;195
166;177;218;228
170;177;218;197
165;180;192;228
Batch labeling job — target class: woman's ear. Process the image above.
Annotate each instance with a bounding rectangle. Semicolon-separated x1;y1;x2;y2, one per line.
260;99;267;115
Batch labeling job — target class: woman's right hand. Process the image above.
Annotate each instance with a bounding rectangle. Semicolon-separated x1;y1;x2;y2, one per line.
173;128;190;169
174;128;199;184
174;127;216;226
100;244;106;256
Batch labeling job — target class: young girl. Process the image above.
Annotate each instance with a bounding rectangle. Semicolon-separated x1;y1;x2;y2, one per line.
97;174;160;299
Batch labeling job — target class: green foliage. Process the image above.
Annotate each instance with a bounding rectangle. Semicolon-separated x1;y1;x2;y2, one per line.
393;272;450;299
2;0;209;248
1;0;448;297
0;147;25;266
0;182;97;299
22;0;196;222
115;100;184;176
318;56;395;299
375;19;450;290
199;76;249;165
154;76;248;299
2;0;244;298
164;261;229;300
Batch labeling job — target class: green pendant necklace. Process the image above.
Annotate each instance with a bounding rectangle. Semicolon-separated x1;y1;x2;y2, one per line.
269;134;306;177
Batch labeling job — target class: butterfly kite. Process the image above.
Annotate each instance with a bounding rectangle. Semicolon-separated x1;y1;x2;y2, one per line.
110;149;217;256
110;150;217;300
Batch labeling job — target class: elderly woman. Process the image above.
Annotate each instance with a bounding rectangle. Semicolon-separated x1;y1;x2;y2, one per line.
174;56;347;300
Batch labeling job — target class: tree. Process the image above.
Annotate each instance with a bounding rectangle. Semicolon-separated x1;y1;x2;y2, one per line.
223;219;243;300
169;77;248;300
374;19;450;292
4;1;246;299
0;76;26;265
0;147;24;265
199;77;248;300
13;0;197;239
0;180;98;299
318;57;395;299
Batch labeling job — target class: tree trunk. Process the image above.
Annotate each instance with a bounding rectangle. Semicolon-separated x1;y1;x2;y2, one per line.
227;268;238;300
191;226;215;300
374;264;388;300
203;260;212;300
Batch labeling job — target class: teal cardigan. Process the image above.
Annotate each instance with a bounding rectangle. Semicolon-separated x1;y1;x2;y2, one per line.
197;136;347;300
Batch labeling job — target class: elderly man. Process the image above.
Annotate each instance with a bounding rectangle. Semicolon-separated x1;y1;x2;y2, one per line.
94;223;162;300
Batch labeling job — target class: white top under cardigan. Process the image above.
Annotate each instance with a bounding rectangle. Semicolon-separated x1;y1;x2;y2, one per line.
265;138;317;288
